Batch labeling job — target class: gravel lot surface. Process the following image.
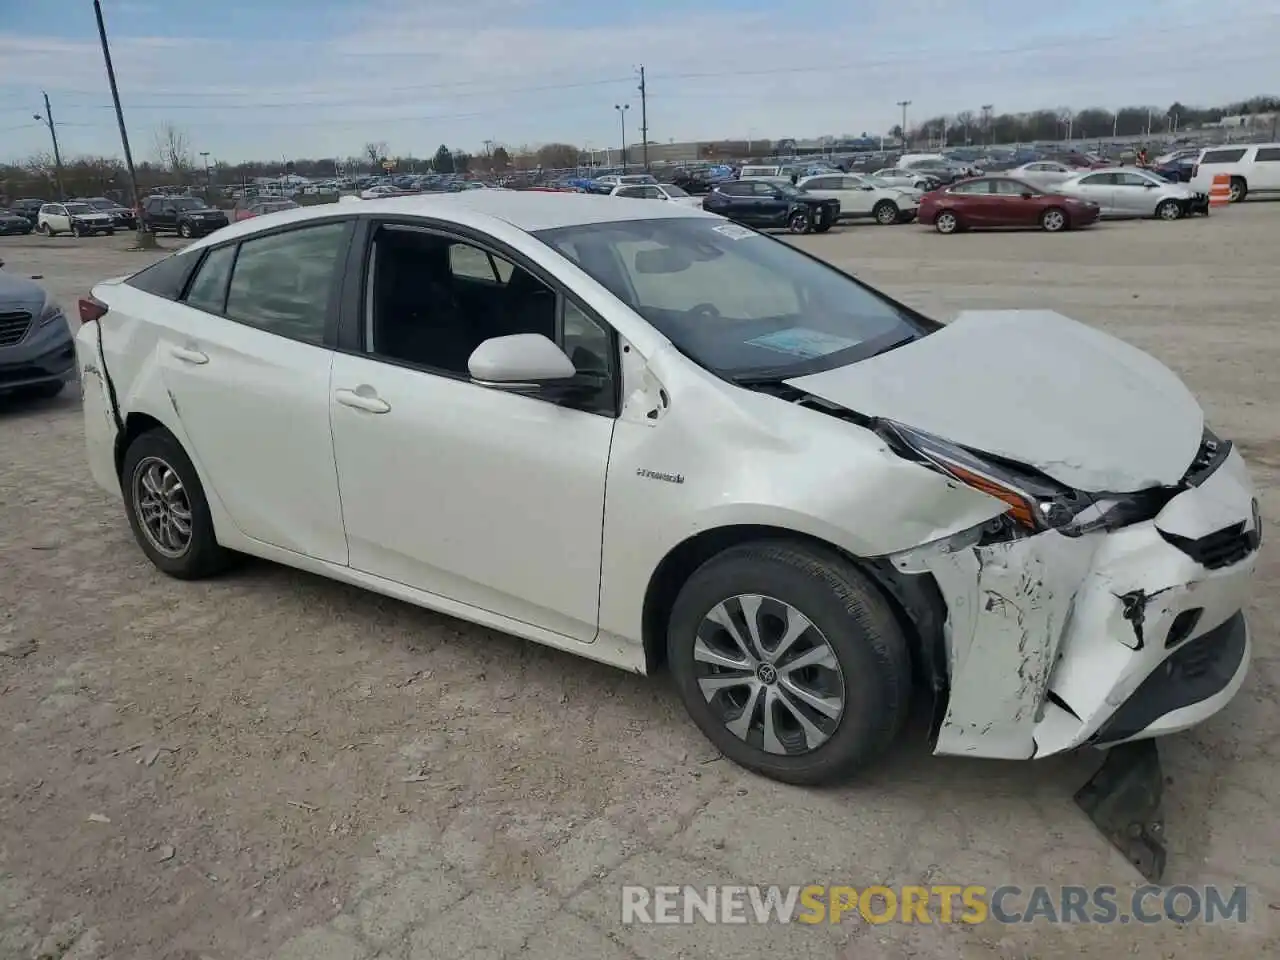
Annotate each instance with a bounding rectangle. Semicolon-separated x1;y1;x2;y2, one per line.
2;204;1278;959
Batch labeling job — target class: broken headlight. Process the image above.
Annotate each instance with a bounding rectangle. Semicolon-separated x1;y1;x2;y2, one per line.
876;420;1151;538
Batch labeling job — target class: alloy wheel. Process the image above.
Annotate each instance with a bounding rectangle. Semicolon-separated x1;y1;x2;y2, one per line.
132;457;193;558
1042;209;1066;232
788;212;810;234
1228;182;1244;202
1158;201;1182;221
876;203;897;224
935;212;957;234
692;594;846;756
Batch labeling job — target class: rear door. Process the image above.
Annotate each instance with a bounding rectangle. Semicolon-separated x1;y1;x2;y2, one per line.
156;218;354;563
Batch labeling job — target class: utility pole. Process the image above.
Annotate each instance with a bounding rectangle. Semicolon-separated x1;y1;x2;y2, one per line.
896;100;911;146
981;104;993;146
615;103;629;170
93;0;153;248
637;66;649;171
33;92;66;200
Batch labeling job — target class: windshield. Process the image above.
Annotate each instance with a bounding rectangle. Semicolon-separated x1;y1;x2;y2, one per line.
662;184;689;197
171;198;207;209
65;203;94;214
85;198;115;209
534;218;926;380
774;184;805;199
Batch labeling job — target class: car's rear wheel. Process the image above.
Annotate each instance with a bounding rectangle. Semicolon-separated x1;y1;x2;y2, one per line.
1228;177;1247;203
787;210;811;234
934;210;959;234
37;222;50;236
873;200;899;225
1156;199;1182;221
667;541;912;784
1040;207;1068;232
121;428;232;580
178;221;193;238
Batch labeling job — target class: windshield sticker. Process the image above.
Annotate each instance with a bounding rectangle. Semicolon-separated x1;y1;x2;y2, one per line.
745;327;861;360
711;223;756;241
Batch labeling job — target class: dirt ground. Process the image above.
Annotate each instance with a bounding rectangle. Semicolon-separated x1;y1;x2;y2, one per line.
1;204;1278;960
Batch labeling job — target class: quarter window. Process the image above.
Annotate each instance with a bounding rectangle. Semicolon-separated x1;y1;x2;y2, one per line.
184;245;237;313
1255;147;1280;162
1200;148;1247;164
223;221;347;345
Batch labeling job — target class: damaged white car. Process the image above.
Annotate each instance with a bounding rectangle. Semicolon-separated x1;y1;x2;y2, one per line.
74;195;1258;879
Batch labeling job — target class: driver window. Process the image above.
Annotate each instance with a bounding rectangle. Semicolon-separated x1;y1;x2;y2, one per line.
993;179;1029;195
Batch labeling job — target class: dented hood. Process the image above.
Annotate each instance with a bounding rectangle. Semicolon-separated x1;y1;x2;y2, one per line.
786;310;1203;493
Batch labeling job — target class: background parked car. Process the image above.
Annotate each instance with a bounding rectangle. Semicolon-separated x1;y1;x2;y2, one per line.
796;173;918;224
234;199;301;222
0;265;74;400
37;201;117;237
1190;142;1280;203
608;183;703;209
82;196;138;231
873;168;941;191
0;209;34;235
1007;161;1076;190
918;177;1100;234
702;180;839;234
11;199;46;226
141;196;230;238
1056;168;1208;220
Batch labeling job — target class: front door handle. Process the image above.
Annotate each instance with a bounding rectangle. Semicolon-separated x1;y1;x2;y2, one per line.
170;346;208;365
335;388;390;414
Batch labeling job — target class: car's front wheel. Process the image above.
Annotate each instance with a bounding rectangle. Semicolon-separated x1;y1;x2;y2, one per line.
667;541;912;785
1156;199;1183;221
120;428;232;579
873;200;899;225
787;210;811;234
178;221;193;238
1040;207;1068;232
934;210;959;234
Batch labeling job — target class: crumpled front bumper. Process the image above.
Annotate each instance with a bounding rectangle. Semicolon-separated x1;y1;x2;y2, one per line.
893;446;1259;761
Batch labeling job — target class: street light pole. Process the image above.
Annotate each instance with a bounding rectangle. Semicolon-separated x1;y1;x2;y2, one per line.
93;0;153;248
33;92;66;200
896;99;911;145
615;103;629;170
981;104;994;146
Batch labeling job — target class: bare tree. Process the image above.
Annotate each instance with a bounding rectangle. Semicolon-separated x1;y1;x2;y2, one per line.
153;122;193;178
364;141;389;171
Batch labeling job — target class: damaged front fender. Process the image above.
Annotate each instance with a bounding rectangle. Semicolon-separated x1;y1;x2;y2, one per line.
893;528;1101;759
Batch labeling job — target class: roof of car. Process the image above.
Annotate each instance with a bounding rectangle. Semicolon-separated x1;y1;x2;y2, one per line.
183;190;711;253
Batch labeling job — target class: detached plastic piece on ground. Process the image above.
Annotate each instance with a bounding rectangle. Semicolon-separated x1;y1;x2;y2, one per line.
1074;739;1167;883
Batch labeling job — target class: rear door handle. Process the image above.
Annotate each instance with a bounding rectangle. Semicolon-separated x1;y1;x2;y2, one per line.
335;388;391;414
170;346;208;365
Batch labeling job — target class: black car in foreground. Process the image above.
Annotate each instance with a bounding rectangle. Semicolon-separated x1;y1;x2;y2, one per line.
701;180;840;233
0;260;75;399
0;209;33;235
140;195;229;237
83;196;138;230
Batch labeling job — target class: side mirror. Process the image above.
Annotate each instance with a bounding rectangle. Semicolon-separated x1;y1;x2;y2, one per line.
468;333;576;386
163;206;176;214
1144;182;1157;188
1021;192;1034;200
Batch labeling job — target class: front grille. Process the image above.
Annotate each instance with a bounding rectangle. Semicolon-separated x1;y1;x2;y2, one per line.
1160;520;1259;570
0;310;33;347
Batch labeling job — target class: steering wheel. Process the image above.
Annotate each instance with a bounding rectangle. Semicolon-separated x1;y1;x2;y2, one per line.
688;302;721;319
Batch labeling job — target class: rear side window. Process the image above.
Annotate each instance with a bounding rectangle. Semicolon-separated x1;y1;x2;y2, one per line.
124;252;202;300
1200;148;1247;164
223;221;348;345
1255;147;1280;162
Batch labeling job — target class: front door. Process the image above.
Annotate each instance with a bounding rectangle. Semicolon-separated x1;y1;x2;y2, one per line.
328;222;617;641
47;205;70;232
1112;171;1157;215
840;176;877;216
158;219;353;564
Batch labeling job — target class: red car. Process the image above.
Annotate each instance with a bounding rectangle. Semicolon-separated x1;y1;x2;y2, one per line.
918;177;1101;234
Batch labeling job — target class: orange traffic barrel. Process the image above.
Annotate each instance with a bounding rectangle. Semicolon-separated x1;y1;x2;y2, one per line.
1209;173;1231;207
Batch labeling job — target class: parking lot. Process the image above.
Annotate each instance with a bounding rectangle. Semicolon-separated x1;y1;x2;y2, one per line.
2;206;1278;960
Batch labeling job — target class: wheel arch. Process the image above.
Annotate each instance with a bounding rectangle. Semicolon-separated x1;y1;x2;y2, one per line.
639;523;950;704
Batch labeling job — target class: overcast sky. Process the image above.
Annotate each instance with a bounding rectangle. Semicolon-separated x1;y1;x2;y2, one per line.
1;0;1277;163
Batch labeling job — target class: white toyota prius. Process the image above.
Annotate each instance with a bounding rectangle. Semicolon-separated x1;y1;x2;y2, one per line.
74;193;1258;875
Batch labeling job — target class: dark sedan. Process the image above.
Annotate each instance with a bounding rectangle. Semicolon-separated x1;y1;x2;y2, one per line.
0;266;75;399
83;196;138;230
702;180;839;234
0;209;34;235
918;177;1101;234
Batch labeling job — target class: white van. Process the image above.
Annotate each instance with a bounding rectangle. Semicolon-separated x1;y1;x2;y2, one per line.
1189;143;1280;202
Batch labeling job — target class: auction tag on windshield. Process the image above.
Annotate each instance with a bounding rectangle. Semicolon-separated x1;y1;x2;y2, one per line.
746;327;861;360
712;223;756;240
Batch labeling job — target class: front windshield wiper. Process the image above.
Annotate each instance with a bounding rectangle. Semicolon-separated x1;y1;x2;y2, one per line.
731;335;917;387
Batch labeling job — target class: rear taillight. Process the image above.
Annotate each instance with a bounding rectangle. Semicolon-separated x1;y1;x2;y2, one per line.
78;296;108;324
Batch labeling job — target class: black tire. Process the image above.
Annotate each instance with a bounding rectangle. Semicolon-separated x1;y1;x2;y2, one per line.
667;540;912;785
1040;206;1068;232
178;221;193;238
933;209;960;234
1155;199;1182;221
1228;177;1247;203
106;228;116;236
37;222;50;236
787;210;811;235
812;222;832;234
28;380;65;399
873;200;899;225
72;223;84;238
120;428;232;580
